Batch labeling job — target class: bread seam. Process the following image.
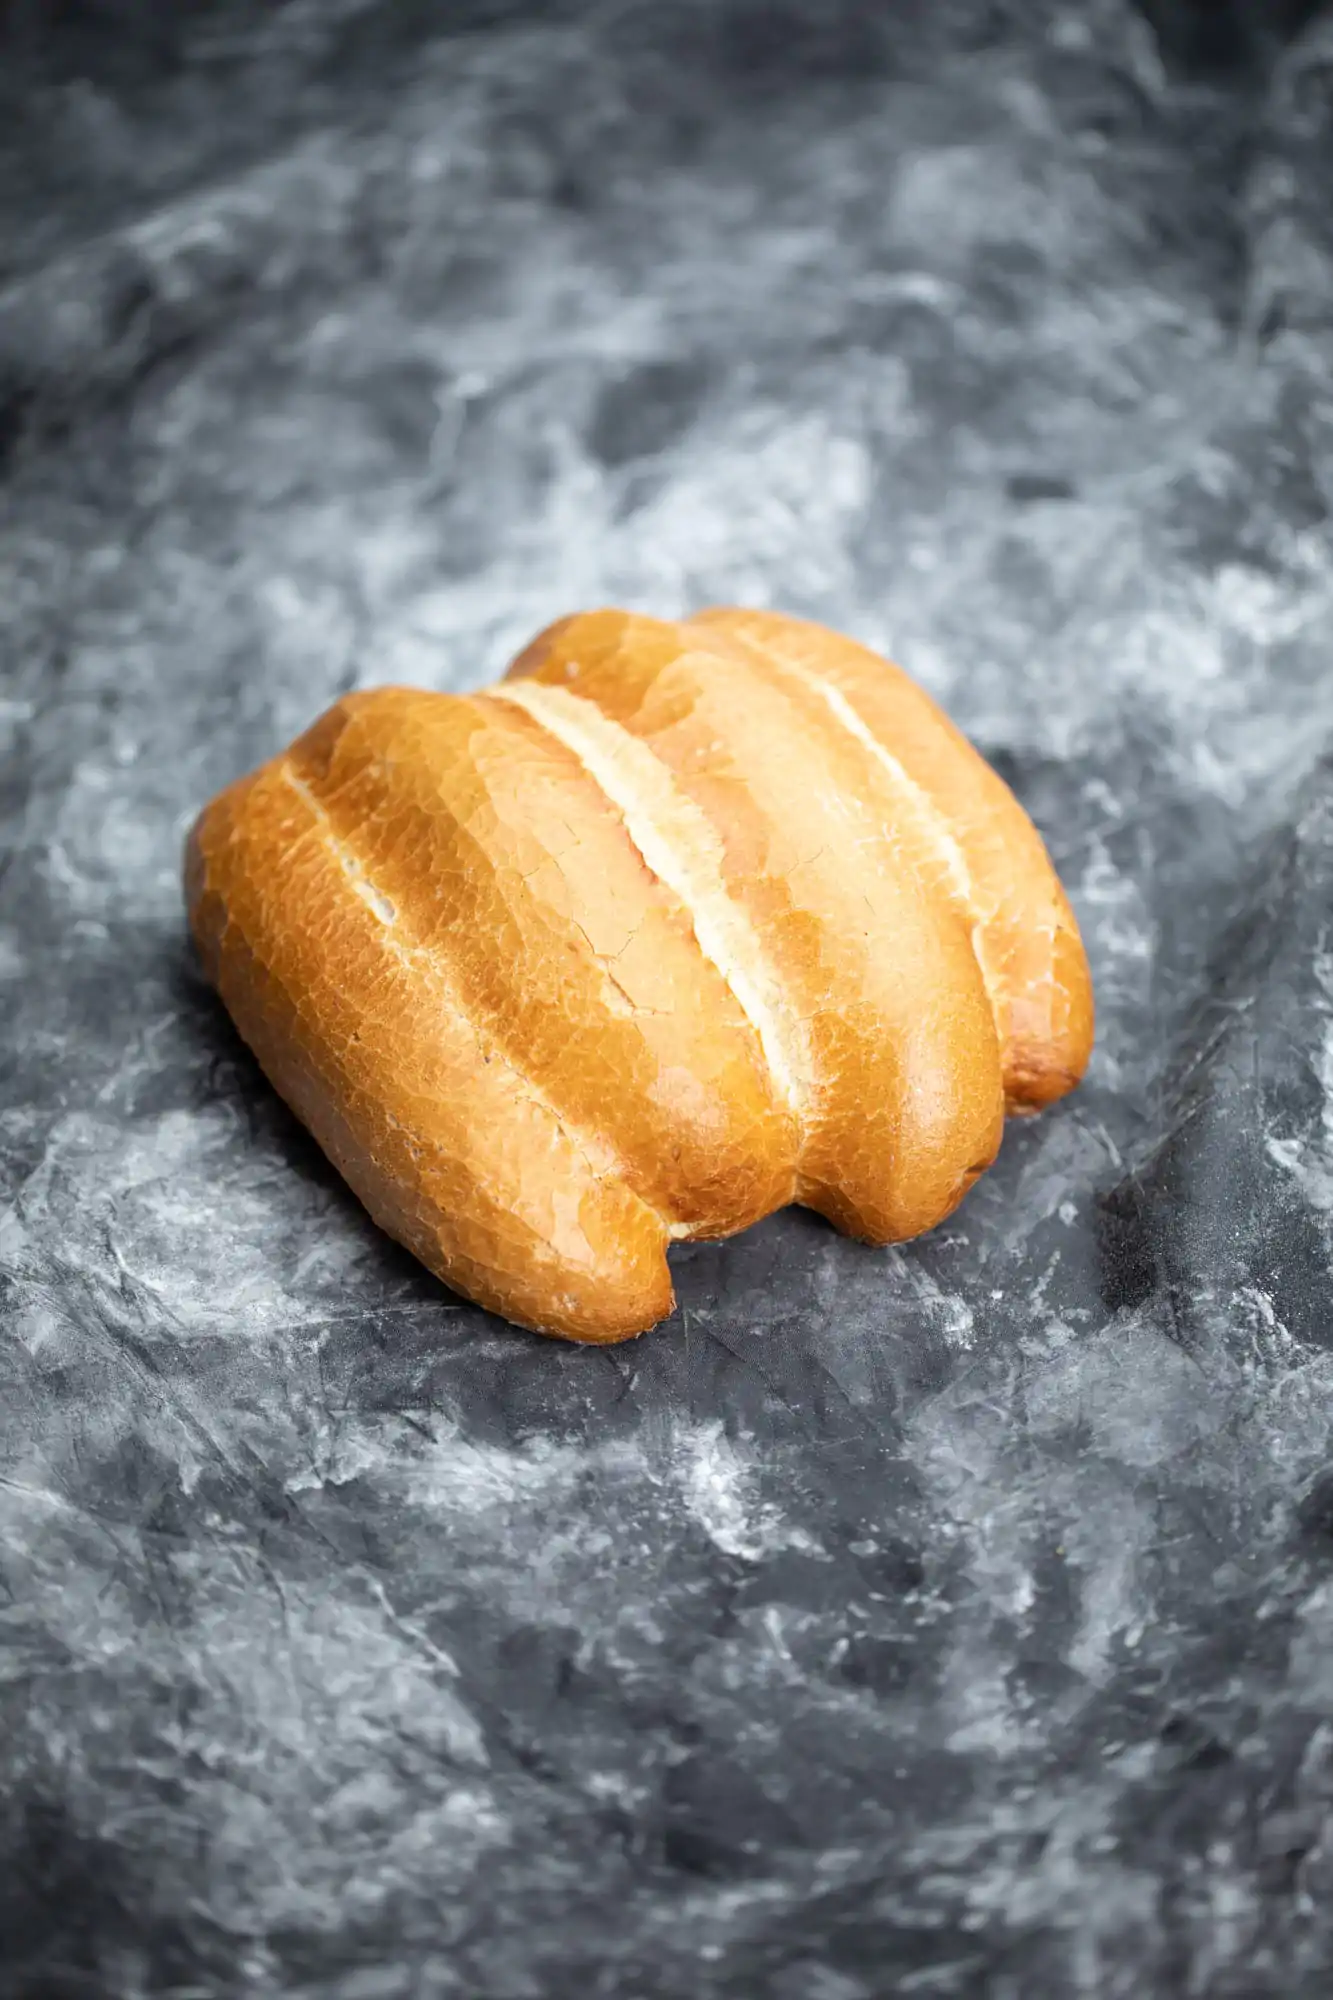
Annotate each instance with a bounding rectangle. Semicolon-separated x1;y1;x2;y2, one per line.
487;680;811;1125
278;761;678;1232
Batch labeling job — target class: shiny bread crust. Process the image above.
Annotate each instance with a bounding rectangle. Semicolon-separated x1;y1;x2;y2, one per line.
186;607;1093;1342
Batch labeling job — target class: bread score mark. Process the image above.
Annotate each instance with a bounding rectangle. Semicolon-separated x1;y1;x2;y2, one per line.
488;680;813;1127
708;624;1004;1022
277;760;671;1226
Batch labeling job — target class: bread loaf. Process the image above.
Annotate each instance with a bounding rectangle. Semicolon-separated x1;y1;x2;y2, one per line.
186;608;1093;1342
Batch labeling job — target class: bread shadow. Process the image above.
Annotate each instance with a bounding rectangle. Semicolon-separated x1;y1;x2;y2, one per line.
167;932;467;1302
163;926;1112;1453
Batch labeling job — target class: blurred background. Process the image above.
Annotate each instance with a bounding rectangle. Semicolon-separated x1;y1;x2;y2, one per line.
5;2;1333;1995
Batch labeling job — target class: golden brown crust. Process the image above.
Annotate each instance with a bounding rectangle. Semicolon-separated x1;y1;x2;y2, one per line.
688;607;1095;1111
508;610;1005;1244
287;687;798;1238
186;741;673;1342
186;605;1093;1343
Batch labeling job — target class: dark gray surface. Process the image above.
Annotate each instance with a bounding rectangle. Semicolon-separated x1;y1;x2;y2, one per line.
4;2;1333;1993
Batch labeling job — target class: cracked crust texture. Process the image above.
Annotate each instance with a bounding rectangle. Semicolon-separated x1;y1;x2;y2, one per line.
185;607;1094;1341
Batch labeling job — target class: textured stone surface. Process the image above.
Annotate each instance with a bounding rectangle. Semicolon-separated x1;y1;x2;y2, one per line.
5;1;1333;1992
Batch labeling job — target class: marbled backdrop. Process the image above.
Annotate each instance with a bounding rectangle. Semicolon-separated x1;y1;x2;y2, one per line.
4;1;1333;1993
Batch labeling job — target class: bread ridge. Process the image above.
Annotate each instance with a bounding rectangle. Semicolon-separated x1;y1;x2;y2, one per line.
275;748;631;1196
689;607;1095;1109
488;677;812;1119
507;609;1006;1245
187;753;672;1341
284;687;800;1241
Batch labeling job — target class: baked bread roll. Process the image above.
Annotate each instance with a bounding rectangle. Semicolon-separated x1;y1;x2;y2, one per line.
186;607;1093;1342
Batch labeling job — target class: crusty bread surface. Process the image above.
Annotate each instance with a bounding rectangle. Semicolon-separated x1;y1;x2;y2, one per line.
688;608;1093;1111
186;607;1093;1341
